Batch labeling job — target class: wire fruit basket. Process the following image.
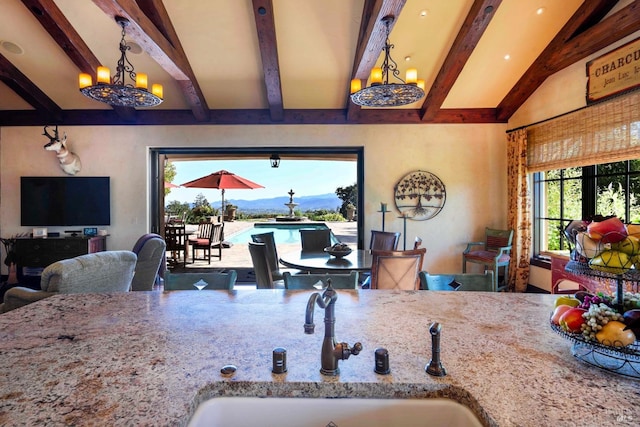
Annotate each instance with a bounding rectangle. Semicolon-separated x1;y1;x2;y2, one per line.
550;322;640;379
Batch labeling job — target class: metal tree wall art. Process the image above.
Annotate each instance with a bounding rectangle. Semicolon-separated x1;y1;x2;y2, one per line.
394;170;446;220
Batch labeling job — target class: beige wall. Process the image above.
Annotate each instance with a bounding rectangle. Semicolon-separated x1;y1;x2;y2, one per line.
0;123;507;276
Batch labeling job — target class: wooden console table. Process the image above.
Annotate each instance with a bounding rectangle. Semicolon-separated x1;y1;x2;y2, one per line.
15;236;107;274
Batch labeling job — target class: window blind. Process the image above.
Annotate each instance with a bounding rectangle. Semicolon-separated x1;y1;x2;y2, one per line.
526;91;640;172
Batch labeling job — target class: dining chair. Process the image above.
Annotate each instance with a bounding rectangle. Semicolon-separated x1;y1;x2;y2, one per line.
248;241;278;289
462;227;513;292
299;229;333;252
370;230;401;251
361;230;402;289
413;236;423;250
189;222;224;264
418;271;494;291
369;248;426;290
165;224;187;268
163;271;237;290
251;231;300;281
282;271;358;290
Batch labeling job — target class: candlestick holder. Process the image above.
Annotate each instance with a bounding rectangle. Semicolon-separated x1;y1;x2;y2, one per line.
377;209;390;231
398;214;408;249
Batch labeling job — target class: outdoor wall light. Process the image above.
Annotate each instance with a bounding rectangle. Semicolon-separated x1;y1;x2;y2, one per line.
270;154;281;168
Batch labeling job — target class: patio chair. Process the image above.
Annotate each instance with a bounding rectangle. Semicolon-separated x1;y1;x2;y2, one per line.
189;222;224;264
418;271;494;291
299;228;332;252
251;231;300;281
282;271;358;290
248;241;282;289
165;224;187;268
163;271;237;290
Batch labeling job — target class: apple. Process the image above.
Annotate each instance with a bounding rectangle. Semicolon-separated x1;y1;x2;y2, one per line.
589;250;633;274
611;235;640;256
596;320;636;347
551;305;574;325
587;217;627;243
558;307;587;333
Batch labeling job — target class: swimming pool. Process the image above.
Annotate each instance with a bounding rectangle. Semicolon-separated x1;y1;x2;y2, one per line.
226;223;339;245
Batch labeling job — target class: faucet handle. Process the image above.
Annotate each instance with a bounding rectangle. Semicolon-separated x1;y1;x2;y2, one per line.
337;341;362;359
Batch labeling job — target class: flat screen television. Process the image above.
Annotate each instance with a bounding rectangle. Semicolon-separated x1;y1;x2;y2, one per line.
21;177;111;226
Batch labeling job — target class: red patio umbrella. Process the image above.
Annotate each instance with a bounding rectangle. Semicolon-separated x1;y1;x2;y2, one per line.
164;181;180;188
180;170;264;217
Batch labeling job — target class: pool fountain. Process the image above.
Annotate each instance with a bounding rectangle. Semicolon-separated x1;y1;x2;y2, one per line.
276;189;305;222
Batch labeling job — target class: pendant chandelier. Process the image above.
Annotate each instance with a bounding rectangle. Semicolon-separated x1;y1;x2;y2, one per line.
350;15;425;107
79;17;163;108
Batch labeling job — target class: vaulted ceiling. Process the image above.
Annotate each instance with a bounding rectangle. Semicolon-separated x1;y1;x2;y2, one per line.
0;0;638;126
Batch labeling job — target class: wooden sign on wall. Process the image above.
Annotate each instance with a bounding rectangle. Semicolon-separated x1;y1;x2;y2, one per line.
586;37;640;104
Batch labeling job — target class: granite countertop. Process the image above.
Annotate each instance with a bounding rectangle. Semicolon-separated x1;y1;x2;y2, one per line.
0;290;638;426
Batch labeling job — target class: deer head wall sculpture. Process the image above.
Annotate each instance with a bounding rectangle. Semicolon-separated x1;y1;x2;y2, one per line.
42;125;82;176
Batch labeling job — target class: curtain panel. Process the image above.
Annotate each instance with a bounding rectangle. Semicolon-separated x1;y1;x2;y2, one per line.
506;129;531;293
527;91;640;172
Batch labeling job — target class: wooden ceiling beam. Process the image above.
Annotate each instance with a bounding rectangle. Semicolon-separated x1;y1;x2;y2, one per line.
0;53;62;122
0;107;505;126
496;0;620;121
548;1;640;70
251;0;284;122
91;0;209;121
346;0;407;120
19;0;136;120
420;0;502;122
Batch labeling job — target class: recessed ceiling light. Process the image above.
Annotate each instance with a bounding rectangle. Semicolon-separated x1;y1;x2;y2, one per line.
536;7;546;15
1;40;24;55
419;10;428;18
405;56;411;62
504;54;511;60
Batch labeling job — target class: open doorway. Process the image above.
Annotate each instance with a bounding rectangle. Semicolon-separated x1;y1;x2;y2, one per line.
149;147;365;250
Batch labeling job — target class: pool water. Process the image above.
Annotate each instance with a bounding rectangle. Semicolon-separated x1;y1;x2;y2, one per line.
227;223;339;245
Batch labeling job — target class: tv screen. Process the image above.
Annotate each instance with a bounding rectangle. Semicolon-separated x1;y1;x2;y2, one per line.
21;177;111;226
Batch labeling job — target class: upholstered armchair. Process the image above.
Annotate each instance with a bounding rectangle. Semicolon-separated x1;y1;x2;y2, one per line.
0;251;137;313
131;233;166;291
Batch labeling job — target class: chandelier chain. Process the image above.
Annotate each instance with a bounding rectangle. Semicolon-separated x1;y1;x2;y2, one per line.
113;20;137;87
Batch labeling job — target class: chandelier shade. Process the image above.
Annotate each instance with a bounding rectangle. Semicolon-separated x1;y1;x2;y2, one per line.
79;16;163;108
350;15;425;108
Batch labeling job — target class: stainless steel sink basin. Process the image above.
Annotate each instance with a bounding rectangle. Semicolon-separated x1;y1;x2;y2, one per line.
188;397;483;427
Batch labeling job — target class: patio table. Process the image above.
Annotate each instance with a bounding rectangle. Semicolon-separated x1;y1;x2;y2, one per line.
279;249;372;273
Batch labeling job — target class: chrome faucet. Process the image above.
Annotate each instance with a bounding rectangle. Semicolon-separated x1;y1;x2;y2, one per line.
304;281;362;376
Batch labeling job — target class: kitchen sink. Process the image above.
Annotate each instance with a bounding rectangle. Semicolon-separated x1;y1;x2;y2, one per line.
188;397;483;427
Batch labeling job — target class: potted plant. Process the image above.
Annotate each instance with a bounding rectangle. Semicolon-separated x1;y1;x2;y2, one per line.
225;204;237;221
345;203;356;221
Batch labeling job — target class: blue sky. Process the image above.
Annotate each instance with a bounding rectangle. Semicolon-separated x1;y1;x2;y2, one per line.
166;159;356;205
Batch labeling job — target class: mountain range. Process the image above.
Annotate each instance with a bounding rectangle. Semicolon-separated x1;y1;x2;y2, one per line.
226;193;342;213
